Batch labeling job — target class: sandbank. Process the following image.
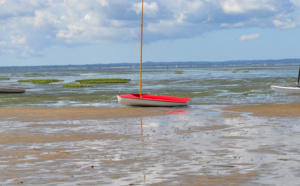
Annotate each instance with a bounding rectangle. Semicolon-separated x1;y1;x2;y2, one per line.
225;103;300;117
0;107;167;122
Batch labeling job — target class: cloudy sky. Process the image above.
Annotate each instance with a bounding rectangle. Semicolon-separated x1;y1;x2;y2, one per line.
1;0;300;66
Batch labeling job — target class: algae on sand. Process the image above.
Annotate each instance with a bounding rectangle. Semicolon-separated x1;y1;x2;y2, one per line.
75;78;130;84
174;70;184;74
18;79;62;84
0;93;115;106
63;84;93;88
0;78;10;80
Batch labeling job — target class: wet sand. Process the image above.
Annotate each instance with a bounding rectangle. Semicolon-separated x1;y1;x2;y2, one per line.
0;107;167;122
225;103;300;117
0;104;299;185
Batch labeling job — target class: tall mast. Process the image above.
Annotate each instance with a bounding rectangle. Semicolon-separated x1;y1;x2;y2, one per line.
139;0;144;98
298;67;300;87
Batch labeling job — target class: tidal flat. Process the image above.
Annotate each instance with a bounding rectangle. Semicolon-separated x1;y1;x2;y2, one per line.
0;105;299;185
1;66;300;185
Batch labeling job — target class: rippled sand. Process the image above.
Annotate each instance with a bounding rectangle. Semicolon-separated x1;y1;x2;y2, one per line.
0;105;299;185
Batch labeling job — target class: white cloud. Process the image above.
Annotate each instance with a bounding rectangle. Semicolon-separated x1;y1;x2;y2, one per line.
221;0;276;14
239;33;260;41
273;19;297;29
32;10;60;28
0;0;299;58
10;35;26;44
131;2;159;17
0;41;7;46
98;0;108;7
221;22;244;27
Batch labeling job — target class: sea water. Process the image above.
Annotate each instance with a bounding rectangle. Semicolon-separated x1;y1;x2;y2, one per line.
0;65;299;107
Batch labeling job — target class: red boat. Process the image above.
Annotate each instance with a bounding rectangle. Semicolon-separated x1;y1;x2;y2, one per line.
117;94;191;107
117;0;190;107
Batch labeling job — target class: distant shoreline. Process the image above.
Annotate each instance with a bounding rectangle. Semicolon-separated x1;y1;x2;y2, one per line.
1;58;300;72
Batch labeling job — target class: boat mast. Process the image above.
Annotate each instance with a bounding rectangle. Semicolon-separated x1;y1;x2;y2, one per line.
139;0;144;98
297;68;300;87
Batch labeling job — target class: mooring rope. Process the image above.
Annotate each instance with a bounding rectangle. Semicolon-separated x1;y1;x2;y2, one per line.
98;96;117;104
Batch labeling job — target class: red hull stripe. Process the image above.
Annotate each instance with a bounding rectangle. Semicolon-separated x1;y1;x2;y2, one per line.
119;94;191;103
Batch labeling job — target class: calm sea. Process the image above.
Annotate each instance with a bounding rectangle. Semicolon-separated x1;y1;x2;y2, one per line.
0;66;299;107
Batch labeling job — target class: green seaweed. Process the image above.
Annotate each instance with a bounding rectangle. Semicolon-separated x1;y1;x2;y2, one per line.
0;93;116;106
75;78;130;84
217;69;231;71
278;159;288;161
174;70;184;74
0;78;10;80
18;79;61;84
24;73;44;76
63;84;92;88
232;69;240;73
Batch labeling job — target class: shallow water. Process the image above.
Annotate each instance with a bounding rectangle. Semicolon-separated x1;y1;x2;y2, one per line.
0;106;299;185
1;66;300;107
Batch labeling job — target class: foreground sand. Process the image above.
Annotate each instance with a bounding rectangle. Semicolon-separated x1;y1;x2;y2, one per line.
1;102;299;122
225;103;300;117
0;104;299;185
0;107;167;122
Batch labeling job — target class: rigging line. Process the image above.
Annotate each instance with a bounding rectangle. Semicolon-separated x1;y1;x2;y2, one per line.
98;96;117;104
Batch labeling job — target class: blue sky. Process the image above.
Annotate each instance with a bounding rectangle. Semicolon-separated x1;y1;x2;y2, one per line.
1;0;300;66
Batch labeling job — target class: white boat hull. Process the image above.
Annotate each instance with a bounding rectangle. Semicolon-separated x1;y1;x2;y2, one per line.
271;85;300;94
117;95;190;107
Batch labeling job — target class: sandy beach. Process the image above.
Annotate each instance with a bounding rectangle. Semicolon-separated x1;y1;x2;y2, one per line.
0;107;168;122
0;104;299;185
225;103;300;117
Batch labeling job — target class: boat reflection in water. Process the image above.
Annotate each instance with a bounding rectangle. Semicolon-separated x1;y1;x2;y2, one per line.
139;118;146;184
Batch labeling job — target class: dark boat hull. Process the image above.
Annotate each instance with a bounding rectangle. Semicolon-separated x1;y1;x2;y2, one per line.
0;88;25;93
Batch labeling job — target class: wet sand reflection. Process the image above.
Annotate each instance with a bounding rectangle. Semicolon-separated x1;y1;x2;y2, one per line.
0;106;299;185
